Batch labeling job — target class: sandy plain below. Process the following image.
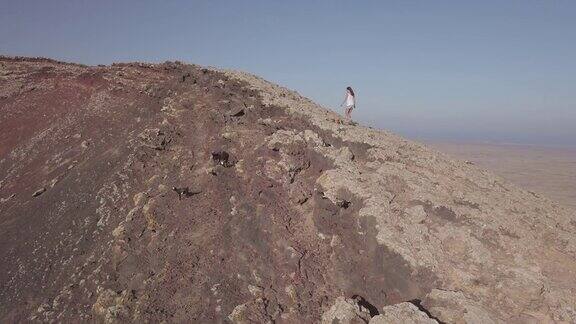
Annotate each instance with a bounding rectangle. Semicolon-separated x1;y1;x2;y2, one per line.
428;141;576;211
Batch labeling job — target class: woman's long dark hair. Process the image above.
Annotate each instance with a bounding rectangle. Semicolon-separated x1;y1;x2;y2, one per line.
347;86;355;97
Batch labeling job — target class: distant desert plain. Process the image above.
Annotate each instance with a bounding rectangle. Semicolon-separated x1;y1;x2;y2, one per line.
428;141;576;210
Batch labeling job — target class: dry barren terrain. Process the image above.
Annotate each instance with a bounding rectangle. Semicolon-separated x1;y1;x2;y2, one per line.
428;142;576;211
1;56;575;323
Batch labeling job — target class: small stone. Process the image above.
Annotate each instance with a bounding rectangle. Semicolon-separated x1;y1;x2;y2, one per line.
229;107;245;117
222;132;236;140
112;224;125;238
133;192;145;206
0;194;16;203
285;285;298;302
405;205;427;223
37;303;50;313
257;118;273;126
126;206;140;222
248;284;263;296
336;199;351;209
228;304;248;322
49;178;59;188
32;188;46;197
330;235;341;247
212;151;234;167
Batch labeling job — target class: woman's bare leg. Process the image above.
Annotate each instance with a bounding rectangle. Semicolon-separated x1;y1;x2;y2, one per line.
345;106;353;119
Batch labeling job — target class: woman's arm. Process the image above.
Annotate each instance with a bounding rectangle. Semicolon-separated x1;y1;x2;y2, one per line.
340;92;347;107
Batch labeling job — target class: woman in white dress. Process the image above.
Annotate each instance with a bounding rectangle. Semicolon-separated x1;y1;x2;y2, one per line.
340;86;356;120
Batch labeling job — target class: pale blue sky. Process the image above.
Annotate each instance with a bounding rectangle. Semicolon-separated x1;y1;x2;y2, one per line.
1;1;575;146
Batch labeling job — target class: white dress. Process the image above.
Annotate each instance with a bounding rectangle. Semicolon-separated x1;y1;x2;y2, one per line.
345;93;355;107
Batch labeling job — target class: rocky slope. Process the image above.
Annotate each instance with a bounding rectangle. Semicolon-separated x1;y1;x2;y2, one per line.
1;56;575;323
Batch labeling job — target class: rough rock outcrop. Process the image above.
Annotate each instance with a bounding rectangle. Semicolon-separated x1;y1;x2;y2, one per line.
372;302;438;324
320;296;372;323
1;56;575;323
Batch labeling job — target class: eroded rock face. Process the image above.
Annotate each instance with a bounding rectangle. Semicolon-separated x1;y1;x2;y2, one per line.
219;68;576;323
371;302;438;324
321;296;371;324
1;56;575;323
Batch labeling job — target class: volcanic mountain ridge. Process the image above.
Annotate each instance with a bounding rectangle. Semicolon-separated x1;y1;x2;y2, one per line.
1;56;575;323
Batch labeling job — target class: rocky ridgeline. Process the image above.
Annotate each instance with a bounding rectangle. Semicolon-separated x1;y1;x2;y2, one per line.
0;56;575;323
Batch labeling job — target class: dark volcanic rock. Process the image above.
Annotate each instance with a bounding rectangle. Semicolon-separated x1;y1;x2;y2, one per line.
32;187;46;197
0;56;575;323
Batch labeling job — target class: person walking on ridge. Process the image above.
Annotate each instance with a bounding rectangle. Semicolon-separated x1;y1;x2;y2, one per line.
340;86;356;120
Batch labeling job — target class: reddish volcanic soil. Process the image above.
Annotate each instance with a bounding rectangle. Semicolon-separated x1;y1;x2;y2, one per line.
0;57;427;322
